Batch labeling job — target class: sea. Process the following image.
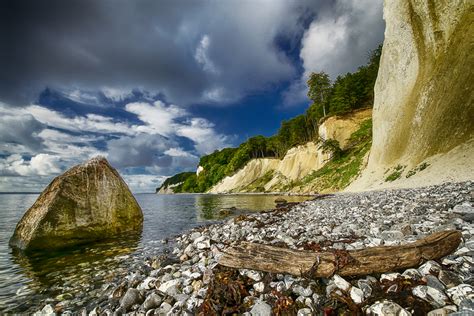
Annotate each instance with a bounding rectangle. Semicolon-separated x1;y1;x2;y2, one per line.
0;193;310;313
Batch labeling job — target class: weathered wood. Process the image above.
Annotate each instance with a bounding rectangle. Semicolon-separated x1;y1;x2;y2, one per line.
219;230;462;278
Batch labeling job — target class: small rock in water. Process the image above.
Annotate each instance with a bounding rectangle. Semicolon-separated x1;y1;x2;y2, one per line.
365;300;411;316
33;304;55;316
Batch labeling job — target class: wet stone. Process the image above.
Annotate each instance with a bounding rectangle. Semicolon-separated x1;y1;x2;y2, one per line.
427;305;458;316
350;286;364;304
297;307;312;316
333;275;351;291
419;260;442;276
412;285;449;308
447;284;474;306
365;300;411;316
425;275;446;292
120;288;144;312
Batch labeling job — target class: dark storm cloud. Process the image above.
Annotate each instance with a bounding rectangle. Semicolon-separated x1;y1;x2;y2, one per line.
0;0;334;106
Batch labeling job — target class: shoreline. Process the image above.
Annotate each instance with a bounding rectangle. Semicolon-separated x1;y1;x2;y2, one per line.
35;181;473;315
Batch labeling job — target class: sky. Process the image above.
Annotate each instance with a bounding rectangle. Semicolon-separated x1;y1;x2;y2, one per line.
0;0;385;193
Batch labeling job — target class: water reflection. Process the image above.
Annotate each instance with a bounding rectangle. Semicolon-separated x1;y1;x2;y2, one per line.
194;194;310;220
0;193;311;313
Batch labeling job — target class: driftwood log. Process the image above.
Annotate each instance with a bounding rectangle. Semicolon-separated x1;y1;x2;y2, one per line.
219;230;462;278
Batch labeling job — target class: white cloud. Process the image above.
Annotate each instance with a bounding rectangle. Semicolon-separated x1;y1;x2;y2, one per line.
101;87;133;101
0;153;62;176
283;0;384;105
176;118;230;154
122;174;168;193
26;105;136;135
125;101;186;136
195;35;219;74
164;147;196;158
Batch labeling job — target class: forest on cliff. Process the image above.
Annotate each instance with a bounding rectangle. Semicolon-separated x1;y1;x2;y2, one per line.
158;45;382;193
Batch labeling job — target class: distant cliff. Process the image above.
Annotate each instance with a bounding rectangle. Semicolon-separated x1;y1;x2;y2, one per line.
210;109;372;193
349;0;474;190
156;172;195;194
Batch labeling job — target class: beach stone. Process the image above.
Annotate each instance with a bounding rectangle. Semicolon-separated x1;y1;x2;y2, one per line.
447;284;474;306
380;273;401;282
245;270;262;282
9;157;143;251
138;277;157;290
250;300;272;316
333;275;351;291
350;286;365;304
297;308;312;316
194;236;211;249
158;279;181;296
452;203;474;222
365;300;411;316
142;292;162;311
253;282;265;293
186;297;203;311
425;275;446;292
34;304;55;316
120;288;144;312
419;261;442;276
412;285;449;308
381;230;404;241
357;279;373;299
427;305;457;316
157;302;172;315
292;285;312;297
403;268;423;281
438;270;462;288
189;232;201;240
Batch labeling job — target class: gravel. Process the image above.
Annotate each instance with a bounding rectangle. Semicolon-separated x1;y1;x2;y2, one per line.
36;181;474;315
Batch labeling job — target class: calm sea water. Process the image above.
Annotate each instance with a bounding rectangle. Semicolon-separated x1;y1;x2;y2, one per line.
0;193;310;313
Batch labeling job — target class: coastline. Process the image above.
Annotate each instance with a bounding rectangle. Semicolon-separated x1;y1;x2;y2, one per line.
36;181;473;315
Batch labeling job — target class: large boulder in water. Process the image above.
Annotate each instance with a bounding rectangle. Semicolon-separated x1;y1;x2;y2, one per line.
9;157;143;251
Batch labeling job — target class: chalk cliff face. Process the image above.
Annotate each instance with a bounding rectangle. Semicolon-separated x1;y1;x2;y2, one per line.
350;0;474;190
10;157;143;251
370;1;473;168
210;109;371;193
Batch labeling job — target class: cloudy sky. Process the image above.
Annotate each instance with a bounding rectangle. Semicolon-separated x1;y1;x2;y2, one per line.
0;0;384;192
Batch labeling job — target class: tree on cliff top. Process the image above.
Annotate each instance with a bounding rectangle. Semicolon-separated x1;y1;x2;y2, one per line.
307;72;331;117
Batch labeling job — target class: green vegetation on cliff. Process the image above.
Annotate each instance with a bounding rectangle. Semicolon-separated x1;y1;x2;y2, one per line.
156;172;195;193
159;45;382;193
286;118;373;192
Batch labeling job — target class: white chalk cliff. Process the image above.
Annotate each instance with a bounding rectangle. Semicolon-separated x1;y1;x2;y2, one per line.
209;109;372;193
349;0;474;191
